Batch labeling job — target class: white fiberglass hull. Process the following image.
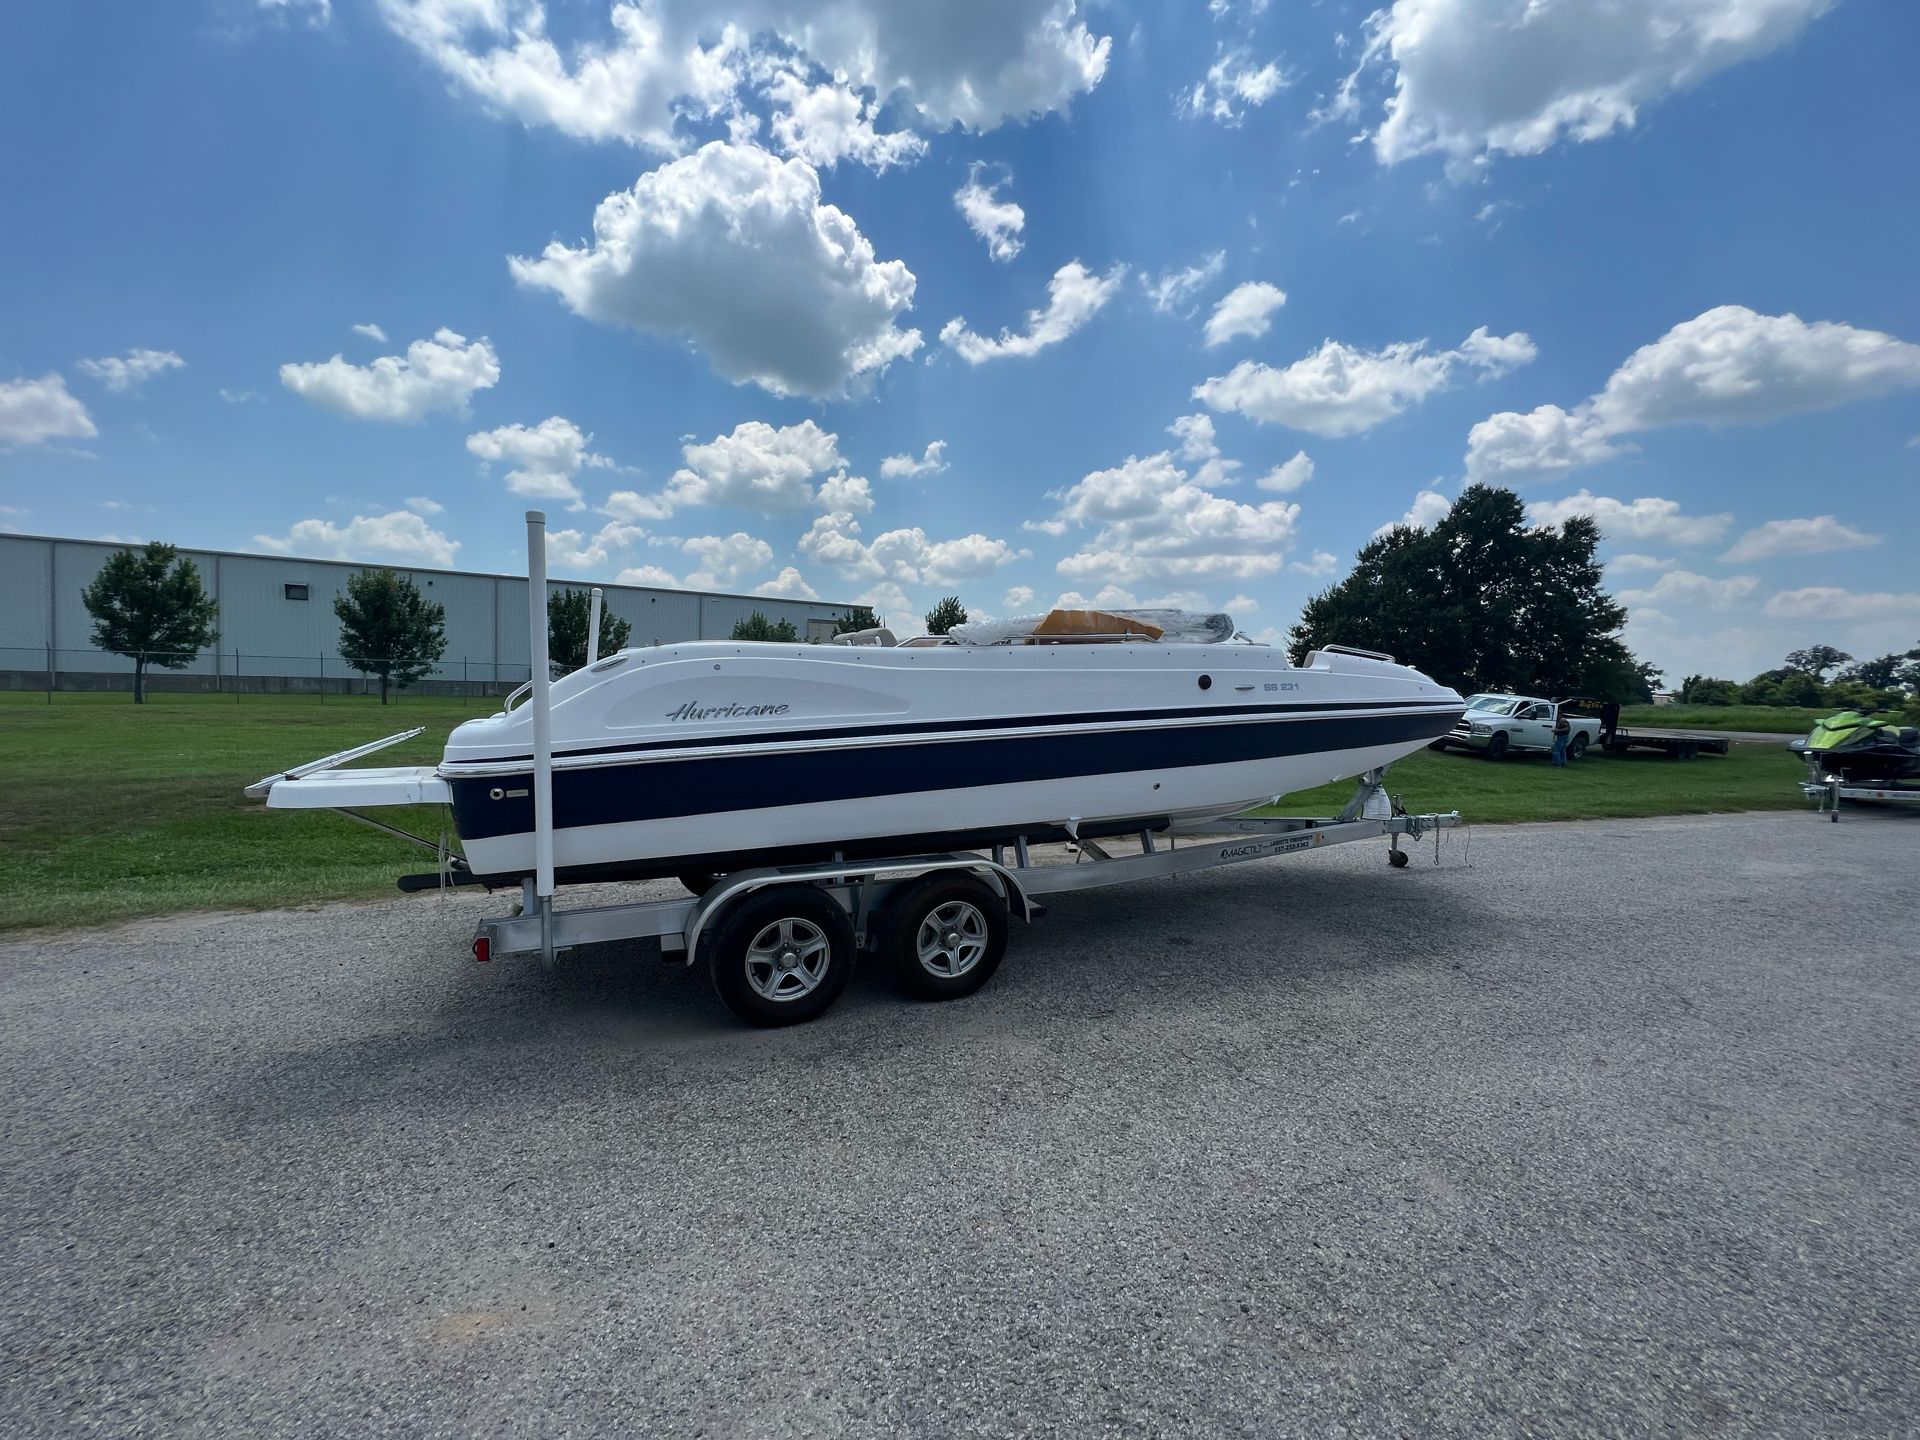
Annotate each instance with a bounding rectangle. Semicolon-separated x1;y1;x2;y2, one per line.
440;640;1464;882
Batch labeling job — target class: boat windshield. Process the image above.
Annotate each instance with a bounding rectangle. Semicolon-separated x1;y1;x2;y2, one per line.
1464;694;1524;716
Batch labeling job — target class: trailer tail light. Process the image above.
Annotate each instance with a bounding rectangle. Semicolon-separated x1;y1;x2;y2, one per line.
472;936;491;963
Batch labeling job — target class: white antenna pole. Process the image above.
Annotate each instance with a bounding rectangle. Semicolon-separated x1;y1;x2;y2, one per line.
525;512;556;914
586;586;604;667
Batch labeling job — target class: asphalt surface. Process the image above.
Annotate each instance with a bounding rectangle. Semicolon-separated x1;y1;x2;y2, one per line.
3;809;1917;1438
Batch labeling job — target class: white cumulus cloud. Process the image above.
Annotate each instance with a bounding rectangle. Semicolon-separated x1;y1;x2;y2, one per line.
953;165;1025;262
629;418;848;516
1197;326;1534;437
1203;281;1287;348
1466;306;1920;484
941;261;1126;364
1257;451;1314;492
1617;569;1759;612
1528;491;1732;547
754;566;821;600
280;328;499;422
256;510;460;567
1374;489;1453;538
880;440;948;478
1762;587;1920;623
682;531;775;589
800;513;1025;586
763;67;926;170
1720;515;1881;563
1334;0;1837;172
511;142;920;399
376;0;1111;149
466;416;608;507
351;322;388;342
0;374;98;446
1044;449;1301;584
1181;46;1288;124
76;348;186;393
1141;251;1227;315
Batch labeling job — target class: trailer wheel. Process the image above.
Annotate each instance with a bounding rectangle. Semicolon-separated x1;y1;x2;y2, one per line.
706;885;855;1028
678;872;721;897
883;874;1009;1002
1387;847;1410;868
1485;732;1509;761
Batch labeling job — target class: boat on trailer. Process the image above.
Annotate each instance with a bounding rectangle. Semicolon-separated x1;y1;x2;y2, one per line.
248;511;1467;1026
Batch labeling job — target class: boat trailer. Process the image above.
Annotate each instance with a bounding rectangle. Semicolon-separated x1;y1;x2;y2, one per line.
471;766;1460;969
251;511;1464;1025
1800;768;1920;822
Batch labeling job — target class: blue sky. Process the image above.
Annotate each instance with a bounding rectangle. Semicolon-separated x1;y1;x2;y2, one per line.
2;0;1916;680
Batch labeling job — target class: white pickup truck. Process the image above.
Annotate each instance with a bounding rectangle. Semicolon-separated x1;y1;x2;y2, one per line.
1434;693;1603;761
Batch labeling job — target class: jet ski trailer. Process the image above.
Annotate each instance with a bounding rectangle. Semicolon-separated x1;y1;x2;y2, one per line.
247;511;1464;1027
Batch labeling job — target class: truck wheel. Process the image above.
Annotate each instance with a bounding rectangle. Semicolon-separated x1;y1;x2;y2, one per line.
706;885;855;1027
882;874;1008;1001
1485;732;1509;761
1569;734;1589;760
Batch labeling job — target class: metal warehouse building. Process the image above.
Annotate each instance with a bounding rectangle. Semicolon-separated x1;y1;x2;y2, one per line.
0;533;857;695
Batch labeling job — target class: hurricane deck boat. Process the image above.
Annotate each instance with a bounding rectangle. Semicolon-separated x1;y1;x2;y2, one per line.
257;610;1466;887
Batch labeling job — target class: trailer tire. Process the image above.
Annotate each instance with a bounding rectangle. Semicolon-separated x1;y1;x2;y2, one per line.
883;874;1009;1002
1485;732;1510;761
678;872;721;897
706;885;855;1028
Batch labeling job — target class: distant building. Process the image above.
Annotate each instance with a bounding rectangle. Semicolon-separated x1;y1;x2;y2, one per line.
0;533;857;694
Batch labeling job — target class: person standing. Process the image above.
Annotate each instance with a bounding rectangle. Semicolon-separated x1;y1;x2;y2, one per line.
1551;710;1572;767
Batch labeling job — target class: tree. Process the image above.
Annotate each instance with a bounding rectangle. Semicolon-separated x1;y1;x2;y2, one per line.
548;588;632;674
1290;484;1642;699
1742;667;1824;708
834;605;880;634
80;542;220;704
333;568;447;704
1678;675;1741;706
1783;644;1852;681
1842;650;1919;691
731;612;800;642
925;596;968;635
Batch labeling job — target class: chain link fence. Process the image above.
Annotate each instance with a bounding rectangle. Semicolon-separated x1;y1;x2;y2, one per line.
1;647;536;703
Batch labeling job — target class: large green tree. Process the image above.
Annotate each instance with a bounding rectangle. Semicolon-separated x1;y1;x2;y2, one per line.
834;605;880;634
548;588;633;673
1783;644;1852;681
333;568;447;704
80;542;220;703
1289;484;1643;700
924;596;968;635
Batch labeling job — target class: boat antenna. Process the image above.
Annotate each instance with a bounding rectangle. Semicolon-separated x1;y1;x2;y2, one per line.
525;510;557;960
587;586;604;667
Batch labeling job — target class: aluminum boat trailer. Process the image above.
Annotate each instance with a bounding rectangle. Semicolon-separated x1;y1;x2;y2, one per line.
1800;770;1920;822
465;768;1458;1023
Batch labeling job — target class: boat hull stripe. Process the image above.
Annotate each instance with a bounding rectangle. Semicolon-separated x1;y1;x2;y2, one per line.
448;698;1463;768
449;706;1457;841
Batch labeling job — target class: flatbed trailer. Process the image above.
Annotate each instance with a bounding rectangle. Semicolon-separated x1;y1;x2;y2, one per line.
1600;725;1730;759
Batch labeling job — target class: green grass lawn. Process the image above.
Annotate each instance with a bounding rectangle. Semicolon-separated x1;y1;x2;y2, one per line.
1;692;491;934
1264;741;1807;825
1;691;1811;934
1614;704;1828;734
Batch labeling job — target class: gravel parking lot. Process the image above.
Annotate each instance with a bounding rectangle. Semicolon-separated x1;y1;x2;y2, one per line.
3;809;1916;1438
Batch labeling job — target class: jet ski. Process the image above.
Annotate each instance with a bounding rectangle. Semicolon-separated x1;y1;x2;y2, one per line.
1789;710;1920;785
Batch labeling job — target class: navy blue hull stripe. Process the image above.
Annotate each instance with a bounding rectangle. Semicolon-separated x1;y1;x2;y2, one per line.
450;697;1462;767
449;706;1458;842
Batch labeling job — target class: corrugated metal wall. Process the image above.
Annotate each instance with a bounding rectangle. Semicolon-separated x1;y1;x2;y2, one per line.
0;533;855;682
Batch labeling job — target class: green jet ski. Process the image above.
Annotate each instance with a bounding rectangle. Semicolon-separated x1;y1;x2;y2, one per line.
1789;709;1920;785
